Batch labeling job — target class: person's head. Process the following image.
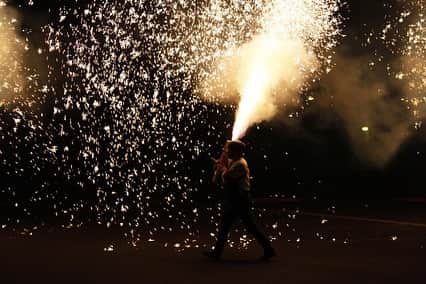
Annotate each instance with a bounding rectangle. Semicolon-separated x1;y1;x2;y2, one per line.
226;140;246;160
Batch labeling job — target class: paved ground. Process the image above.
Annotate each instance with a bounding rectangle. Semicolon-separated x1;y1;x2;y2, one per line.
1;198;425;284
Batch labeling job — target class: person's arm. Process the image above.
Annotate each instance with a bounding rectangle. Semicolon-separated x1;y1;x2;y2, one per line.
223;161;246;180
212;151;229;184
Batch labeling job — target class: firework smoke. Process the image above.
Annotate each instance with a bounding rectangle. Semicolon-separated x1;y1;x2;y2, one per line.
0;3;24;103
298;0;425;167
196;0;342;140
313;54;412;166
326;0;426;166
231;32;317;140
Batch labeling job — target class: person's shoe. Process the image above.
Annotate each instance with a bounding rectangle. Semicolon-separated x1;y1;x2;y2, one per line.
202;250;221;260
260;247;276;261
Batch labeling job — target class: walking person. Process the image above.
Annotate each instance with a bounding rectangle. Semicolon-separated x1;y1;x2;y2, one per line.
204;140;276;261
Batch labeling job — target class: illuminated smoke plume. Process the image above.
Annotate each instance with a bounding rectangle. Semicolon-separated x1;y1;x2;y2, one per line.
333;0;426;166
315;54;413;166
307;0;425;167
0;3;24;103
195;0;343;140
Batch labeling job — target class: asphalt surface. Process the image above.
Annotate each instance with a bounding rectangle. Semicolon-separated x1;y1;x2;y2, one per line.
1;198;425;284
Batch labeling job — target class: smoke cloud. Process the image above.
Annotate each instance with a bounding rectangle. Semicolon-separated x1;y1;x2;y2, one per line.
313;53;416;167
212;34;318;140
197;0;341;140
0;4;25;103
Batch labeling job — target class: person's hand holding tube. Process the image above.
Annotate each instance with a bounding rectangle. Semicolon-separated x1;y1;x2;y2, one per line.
211;140;231;185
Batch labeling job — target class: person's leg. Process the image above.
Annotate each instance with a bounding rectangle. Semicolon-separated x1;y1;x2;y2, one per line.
239;194;275;259
213;209;236;254
203;208;237;259
240;207;272;250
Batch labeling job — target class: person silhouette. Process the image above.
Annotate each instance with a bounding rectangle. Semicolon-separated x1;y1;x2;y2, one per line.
203;140;276;261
